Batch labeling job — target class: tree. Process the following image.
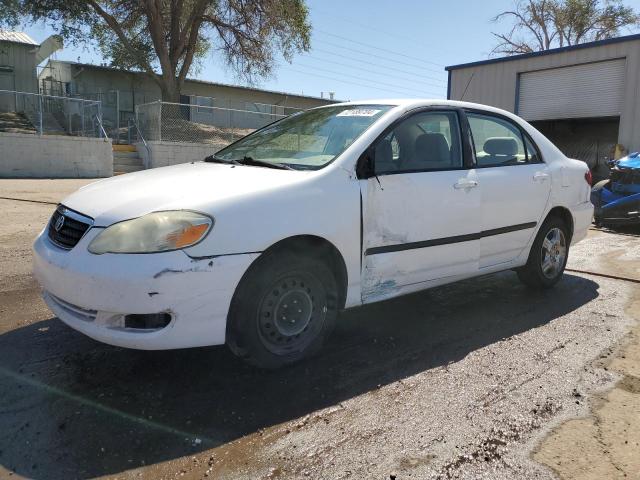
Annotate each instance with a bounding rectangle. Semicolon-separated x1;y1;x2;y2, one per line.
0;0;311;101
492;0;640;56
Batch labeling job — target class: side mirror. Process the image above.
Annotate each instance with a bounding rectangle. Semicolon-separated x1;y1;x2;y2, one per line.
356;146;375;179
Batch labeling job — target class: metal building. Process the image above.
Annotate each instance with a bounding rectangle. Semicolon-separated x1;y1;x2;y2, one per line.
446;34;640;173
38;60;337;134
0;31;40;95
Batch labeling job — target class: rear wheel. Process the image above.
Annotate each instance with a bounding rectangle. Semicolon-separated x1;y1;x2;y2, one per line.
517;216;569;289
226;251;339;369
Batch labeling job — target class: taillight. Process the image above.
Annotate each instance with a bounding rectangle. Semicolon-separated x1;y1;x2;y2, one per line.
585;170;593;186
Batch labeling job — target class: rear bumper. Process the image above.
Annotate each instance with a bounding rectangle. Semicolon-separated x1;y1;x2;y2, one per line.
33;228;258;350
570;201;594;245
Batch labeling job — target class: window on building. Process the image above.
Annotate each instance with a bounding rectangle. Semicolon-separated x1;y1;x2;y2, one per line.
196;96;214;113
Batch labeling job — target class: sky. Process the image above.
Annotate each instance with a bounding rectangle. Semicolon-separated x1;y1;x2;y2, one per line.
19;0;640;101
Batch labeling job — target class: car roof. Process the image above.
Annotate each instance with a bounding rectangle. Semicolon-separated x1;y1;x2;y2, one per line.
319;99;520;120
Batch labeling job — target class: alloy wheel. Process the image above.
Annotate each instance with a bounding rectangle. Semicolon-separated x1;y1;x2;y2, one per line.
540;227;567;279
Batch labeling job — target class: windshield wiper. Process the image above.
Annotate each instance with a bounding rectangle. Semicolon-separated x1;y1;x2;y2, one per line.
235;156;293;170
205;154;293;170
204;155;241;165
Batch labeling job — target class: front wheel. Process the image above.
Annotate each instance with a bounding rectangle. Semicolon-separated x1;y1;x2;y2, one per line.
517;217;570;289
226;251;339;369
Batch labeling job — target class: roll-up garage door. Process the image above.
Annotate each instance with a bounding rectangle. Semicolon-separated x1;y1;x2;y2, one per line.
517;59;626;121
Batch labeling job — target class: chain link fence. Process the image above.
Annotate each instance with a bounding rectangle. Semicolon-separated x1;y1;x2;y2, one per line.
0;90;105;138
136;100;300;144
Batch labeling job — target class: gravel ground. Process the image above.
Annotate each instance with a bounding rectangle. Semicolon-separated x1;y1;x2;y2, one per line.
0;179;638;480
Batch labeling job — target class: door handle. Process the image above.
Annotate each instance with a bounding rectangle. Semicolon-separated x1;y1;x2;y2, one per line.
533;172;550;182
453;179;478;190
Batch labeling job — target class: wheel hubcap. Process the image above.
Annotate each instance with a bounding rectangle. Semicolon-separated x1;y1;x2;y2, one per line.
257;273;326;355
540;227;567;279
273;289;313;336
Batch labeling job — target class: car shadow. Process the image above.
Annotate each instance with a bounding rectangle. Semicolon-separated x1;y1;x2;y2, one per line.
0;272;599;479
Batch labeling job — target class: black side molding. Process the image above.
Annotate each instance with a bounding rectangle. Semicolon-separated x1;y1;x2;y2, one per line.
365;222;537;256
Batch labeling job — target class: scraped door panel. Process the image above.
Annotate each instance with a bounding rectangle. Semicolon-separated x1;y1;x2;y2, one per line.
361;170;481;303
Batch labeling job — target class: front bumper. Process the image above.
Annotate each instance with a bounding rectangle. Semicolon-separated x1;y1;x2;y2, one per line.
33;228;258;350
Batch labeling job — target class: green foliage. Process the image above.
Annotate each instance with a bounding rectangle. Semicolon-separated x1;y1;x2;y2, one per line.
0;0;311;100
492;0;640;55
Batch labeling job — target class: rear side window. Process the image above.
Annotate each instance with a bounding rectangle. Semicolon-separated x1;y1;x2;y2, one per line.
467;113;532;167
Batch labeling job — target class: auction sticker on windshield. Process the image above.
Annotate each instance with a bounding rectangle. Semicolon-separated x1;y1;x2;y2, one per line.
337;109;381;117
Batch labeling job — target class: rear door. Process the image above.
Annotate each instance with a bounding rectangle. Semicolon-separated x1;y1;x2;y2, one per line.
465;111;551;268
360;108;481;303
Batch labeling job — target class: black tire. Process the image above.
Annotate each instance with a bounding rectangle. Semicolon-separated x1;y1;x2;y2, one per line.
226;251;339;369
517;216;570;289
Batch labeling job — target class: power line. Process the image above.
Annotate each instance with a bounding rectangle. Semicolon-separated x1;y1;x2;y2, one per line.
283;67;424;98
281;64;444;99
314;38;446;76
291;62;445;96
301;53;446;90
310;47;447;84
311;7;462;58
316;29;445;68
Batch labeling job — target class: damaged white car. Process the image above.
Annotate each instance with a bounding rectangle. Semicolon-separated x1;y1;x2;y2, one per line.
33;100;593;368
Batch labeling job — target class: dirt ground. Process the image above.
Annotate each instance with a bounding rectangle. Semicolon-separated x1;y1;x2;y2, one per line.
0;179;638;480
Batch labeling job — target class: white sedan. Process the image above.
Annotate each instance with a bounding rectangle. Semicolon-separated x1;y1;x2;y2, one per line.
33;100;594;368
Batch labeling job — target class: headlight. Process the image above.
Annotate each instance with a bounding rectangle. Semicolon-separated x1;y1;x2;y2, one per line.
88;211;213;254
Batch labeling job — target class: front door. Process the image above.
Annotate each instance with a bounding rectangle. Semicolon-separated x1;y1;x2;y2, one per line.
360;109;481;303
466;111;551;268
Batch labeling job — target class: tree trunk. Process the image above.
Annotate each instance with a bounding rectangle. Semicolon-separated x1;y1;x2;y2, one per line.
160;75;181;103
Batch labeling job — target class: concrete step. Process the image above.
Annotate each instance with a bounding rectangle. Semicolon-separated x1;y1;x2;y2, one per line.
114;157;144;167
113;151;140;159
114;164;145;174
113;144;137;152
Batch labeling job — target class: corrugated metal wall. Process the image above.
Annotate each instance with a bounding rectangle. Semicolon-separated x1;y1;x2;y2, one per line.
448;38;640;154
518;59;626;120
0;42;38;93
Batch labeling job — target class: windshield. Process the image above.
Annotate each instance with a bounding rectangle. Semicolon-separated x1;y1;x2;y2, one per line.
213;105;393;170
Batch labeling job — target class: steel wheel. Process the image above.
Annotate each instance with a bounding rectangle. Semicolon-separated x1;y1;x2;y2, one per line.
540;227;567;279
257;272;327;356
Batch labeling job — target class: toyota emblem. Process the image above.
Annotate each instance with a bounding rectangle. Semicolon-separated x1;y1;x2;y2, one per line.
54;215;65;232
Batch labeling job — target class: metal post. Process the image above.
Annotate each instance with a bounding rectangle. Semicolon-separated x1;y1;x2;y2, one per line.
81;101;85;137
67;98;71;134
38;94;43;136
157;100;162;142
115;90;120;144
98;101;104;139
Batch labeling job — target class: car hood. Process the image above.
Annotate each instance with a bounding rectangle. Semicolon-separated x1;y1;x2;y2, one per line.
62;162;310;226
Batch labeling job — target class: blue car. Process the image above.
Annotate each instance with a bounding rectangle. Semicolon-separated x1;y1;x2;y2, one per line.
591;152;640;226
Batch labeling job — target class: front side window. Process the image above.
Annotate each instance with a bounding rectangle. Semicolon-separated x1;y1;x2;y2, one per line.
215;105;393;170
375;111;463;174
467;112;534;167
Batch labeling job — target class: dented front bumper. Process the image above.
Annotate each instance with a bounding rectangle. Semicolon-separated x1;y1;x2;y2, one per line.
33;228;258;350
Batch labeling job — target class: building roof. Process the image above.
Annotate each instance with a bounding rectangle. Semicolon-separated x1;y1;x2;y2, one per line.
446;33;640;71
45;59;340;103
0;31;38;46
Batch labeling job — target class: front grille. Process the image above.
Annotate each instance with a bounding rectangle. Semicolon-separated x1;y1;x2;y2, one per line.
48;205;93;249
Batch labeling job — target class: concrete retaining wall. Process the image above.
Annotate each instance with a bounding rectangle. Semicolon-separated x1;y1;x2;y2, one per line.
0;132;113;178
136;141;227;169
